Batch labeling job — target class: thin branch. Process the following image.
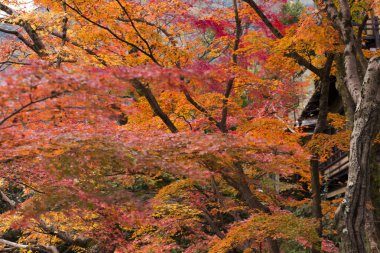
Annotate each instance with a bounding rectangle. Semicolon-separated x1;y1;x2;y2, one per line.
219;0;242;133
115;0;159;63
243;0;323;76
0;60;31;65
0;190;16;208
64;1;161;65
51;31;108;66
274;115;295;133
177;115;193;130
0;92;66;127
179;84;221;129
117;17;176;45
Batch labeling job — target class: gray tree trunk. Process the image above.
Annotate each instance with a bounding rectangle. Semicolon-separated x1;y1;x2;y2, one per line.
335;54;355;129
340;57;380;253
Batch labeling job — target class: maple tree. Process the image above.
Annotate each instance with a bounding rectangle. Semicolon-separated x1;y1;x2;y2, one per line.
0;0;378;253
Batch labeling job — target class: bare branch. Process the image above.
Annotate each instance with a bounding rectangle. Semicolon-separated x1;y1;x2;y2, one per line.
0;238;58;253
0;190;16;208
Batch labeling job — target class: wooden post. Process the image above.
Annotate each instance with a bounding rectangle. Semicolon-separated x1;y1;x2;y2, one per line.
372;16;380;49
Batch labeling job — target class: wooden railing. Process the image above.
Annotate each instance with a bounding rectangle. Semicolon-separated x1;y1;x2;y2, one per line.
320;148;349;199
354;16;380;49
319;147;348;172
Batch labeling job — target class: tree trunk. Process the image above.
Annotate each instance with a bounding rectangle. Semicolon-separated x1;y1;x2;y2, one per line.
367;143;380;253
307;52;334;251
310;75;331;253
310;157;322;253
341;57;380;253
335;54;355;129
221;167;280;253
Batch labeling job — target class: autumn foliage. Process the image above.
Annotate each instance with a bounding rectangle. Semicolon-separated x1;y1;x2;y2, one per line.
2;0;375;252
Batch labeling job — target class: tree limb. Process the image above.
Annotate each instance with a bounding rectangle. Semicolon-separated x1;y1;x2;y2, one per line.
115;0;159;64
129;79;178;133
0;238;58;253
38;220;92;249
0;190;16;208
0;3;15;16
179;84;221;129
0;92;67;127
219;0;242;133
242;0;323;77
64;1;161;66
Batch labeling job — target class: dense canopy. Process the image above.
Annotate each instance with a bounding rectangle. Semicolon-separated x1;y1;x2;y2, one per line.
0;0;379;252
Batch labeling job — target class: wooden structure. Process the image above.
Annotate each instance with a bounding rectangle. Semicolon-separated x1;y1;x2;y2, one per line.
319;149;349;199
354;16;380;50
297;79;347;200
297;16;380;198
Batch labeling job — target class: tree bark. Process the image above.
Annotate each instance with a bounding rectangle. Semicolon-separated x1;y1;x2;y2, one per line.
335;54;355;129
367;143;380;253
341;57;380;253
318;1;380;250
310;156;323;253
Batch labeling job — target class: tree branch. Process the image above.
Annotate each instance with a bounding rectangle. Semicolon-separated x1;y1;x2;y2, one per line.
56;1;69;67
0;3;15;16
0;3;47;56
0;27;35;52
129;79;178;133
242;0;283;39
219;0;242;133
0;190;16;208
64;1;161;65
0;238;58;253
179;84;221;129
0;92;66;127
50;32;108;66
38;220;92;249
117;17;176;45
243;0;323;77
357;14;368;46
115;0;159;64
